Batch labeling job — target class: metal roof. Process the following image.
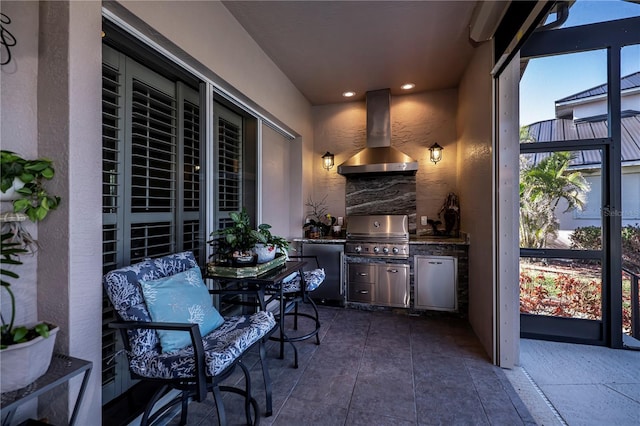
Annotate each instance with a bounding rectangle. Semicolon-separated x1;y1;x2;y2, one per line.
555;72;640;104
522;114;640;168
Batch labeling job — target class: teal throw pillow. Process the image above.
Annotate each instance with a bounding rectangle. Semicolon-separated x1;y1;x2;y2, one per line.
140;266;224;353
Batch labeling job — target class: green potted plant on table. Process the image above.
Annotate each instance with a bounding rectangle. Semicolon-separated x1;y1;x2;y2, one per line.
0;150;61;393
208;208;258;266
252;223;290;263
208;208;291;266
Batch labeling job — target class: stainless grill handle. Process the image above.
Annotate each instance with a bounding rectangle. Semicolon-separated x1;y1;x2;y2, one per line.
388;269;399;273
358;273;368;276
358;290;369;294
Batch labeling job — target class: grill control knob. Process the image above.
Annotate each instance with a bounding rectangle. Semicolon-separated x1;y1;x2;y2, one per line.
373;246;380;253
382;247;390;254
392;247;400;254
354;245;362;253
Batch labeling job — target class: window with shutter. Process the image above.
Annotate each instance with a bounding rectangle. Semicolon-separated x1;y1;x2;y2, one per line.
100;37;258;411
101;44;203;404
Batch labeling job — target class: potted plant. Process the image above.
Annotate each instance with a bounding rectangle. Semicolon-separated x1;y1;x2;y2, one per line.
303;195;336;238
252;223;290;263
208;208;258;266
0;150;62;392
1;150;61;222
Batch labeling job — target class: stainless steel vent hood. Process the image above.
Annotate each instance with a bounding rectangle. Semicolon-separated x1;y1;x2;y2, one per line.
338;89;418;176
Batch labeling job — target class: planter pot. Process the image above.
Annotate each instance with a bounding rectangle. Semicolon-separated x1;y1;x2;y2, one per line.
254;244;277;263
232;254;257;267
0;178;25;201
0;324;59;393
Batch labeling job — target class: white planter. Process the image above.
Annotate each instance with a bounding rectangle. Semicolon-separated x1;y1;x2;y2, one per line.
254;244;277;263
0;178;25;201
0;324;59;393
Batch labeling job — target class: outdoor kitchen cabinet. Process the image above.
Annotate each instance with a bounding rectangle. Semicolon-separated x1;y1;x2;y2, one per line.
347;262;409;308
347;263;377;304
414;255;457;312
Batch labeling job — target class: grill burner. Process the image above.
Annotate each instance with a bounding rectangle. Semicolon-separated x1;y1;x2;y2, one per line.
345;215;409;259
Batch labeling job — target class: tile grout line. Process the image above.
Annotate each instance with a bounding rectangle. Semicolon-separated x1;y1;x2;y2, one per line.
520;367;568;426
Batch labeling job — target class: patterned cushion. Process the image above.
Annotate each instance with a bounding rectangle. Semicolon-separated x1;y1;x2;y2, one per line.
103;252;201;356
129;311;276;378
270;268;326;293
140;267;225;353
104;251;276;378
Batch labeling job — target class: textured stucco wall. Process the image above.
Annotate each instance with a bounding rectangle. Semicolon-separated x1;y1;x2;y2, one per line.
310;90;459;231
0;0;39;334
118;0;313;229
0;1;103;424
456;42;496;362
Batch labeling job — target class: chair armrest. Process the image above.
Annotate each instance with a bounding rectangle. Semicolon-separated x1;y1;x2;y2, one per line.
109;320;208;401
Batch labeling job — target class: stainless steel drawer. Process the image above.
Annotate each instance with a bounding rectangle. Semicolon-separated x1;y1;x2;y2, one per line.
348;282;376;303
348;263;376;283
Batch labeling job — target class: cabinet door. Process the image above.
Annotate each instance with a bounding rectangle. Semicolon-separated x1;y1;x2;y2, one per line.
377;264;409;308
414;256;457;311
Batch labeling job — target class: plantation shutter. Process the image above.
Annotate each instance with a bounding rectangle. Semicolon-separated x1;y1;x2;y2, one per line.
216;107;243;229
101;44;203;402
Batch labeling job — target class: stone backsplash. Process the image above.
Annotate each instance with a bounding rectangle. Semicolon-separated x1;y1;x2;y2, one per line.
345;174;417;232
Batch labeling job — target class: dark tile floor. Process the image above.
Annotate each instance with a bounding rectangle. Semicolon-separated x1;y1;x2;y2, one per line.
168;305;535;426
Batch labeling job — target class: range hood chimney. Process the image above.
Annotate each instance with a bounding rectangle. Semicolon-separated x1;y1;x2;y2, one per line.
337;89;418;176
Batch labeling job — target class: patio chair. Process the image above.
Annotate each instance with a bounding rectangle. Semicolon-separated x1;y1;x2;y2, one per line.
265;255;325;368
103;251;276;426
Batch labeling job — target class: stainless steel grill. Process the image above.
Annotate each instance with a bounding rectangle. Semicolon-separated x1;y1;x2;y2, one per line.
345;214;409;259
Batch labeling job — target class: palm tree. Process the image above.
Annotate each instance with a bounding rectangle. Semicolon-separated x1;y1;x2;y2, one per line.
519;151;589;248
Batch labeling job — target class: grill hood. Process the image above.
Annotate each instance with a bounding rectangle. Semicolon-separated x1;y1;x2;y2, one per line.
338;89;418;176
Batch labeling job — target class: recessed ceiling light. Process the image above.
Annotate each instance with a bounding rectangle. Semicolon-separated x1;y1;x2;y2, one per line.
401;83;415;90
342;91;356;98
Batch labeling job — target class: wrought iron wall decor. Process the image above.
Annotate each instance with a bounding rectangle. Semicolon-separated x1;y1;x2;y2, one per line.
1;13;16;66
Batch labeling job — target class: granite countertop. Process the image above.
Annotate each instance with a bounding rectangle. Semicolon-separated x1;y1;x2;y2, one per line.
293;237;346;244
293;233;469;245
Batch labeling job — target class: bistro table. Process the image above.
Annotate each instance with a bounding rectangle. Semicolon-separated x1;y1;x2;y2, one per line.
206;260;312;368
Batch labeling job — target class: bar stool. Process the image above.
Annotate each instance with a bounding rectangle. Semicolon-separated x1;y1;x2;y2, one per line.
265;255;325;368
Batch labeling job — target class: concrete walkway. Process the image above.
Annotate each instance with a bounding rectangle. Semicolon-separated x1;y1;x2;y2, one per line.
505;339;640;426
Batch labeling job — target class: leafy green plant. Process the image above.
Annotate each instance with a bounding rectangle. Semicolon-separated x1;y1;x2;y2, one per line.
252;223;289;253
208;208;257;263
1;150;61;222
519;151;589;248
1;232;50;349
570;225;640;273
208;209;291;264
569;226;602;250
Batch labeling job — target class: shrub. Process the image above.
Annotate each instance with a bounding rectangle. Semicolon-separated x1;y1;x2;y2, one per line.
569;226;602;250
570;225;640;273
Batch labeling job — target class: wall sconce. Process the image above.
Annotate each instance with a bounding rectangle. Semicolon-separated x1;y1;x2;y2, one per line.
322;151;335;170
429;143;443;164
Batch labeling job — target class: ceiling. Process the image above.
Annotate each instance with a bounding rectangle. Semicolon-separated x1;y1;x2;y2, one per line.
222;1;481;106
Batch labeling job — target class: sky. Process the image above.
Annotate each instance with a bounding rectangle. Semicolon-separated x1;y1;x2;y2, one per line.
519;0;640;126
